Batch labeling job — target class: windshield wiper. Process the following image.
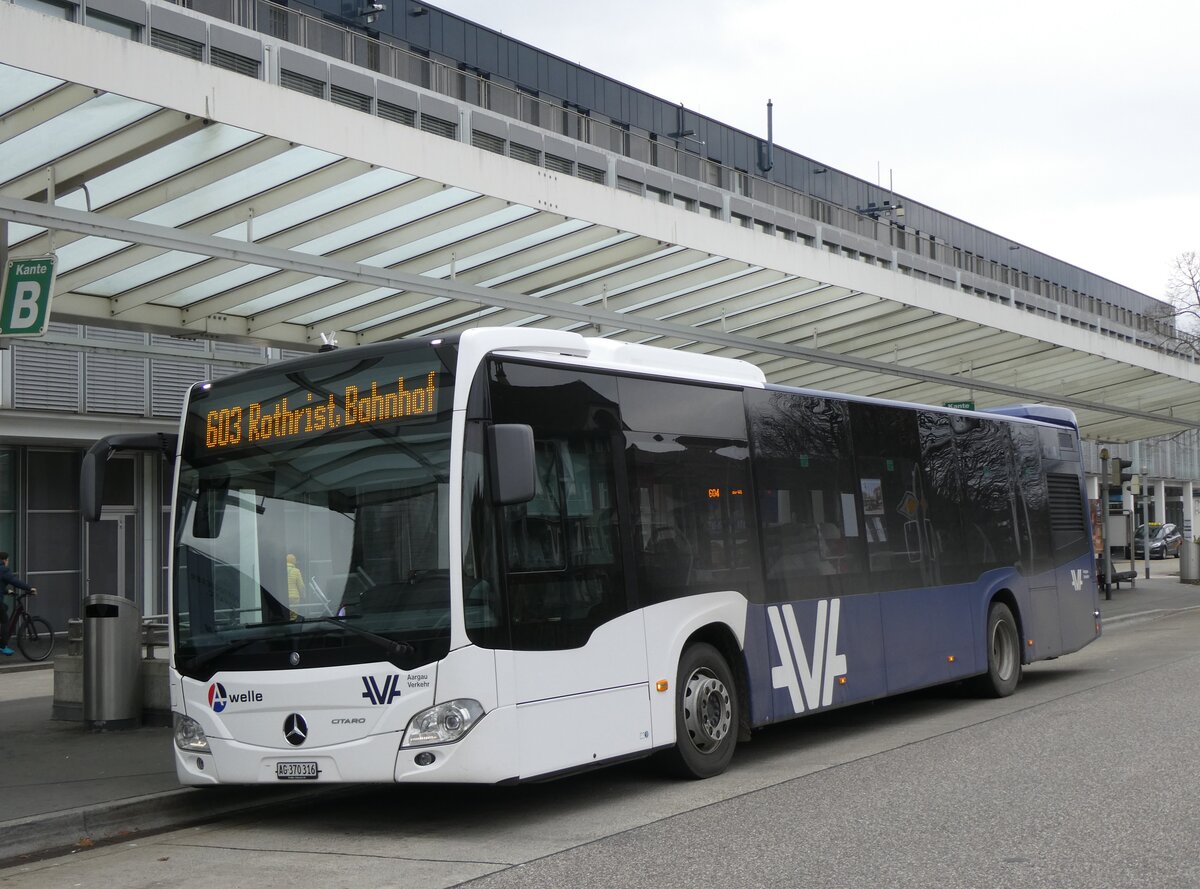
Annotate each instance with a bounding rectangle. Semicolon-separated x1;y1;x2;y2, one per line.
180;616;415;674
179;636;263;674
300;614;415;658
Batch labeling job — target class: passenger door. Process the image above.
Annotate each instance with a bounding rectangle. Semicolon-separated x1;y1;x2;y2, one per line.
487;361;651;778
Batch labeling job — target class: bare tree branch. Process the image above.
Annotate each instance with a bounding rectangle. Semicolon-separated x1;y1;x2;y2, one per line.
1150;251;1200;357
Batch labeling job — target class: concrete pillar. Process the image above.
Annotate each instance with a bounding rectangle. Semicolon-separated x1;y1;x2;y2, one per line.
1155;479;1167;526
1182;482;1197;583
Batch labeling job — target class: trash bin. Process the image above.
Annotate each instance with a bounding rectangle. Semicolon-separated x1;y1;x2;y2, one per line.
83;594;142;730
1182;540;1200;585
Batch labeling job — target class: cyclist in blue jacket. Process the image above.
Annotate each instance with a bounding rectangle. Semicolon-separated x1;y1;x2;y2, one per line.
0;552;35;657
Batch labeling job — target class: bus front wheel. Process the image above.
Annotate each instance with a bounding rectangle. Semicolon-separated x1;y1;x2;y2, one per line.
664;642;738;779
974;601;1021;698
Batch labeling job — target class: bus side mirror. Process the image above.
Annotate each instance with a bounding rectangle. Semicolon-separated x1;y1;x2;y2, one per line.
487;424;536;505
81;433;177;522
80;440;110;523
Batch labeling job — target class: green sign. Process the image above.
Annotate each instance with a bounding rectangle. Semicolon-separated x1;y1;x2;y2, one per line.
944;400;975;411
0;256;56;337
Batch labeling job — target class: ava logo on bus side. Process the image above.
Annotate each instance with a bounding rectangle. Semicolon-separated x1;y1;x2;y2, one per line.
767;599;848;715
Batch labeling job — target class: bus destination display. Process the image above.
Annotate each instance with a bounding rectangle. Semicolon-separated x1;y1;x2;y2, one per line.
205;371;438;450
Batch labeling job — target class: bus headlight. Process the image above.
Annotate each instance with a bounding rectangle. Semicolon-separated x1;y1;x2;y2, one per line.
402;699;484;747
174;713;211;753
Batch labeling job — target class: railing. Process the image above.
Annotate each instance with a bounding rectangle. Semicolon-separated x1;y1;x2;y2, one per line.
174;0;878;240
68;614;169;657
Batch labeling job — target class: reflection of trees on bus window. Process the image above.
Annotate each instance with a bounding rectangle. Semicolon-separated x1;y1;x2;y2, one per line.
748;391;863;601
1011;423;1053;573
954;418;1020;570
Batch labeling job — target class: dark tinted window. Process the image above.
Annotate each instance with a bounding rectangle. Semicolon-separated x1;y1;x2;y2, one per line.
488;361;627;650
627;432;757;604
619;374;757;604
618;377;745;438
462;421;507;648
955;417;1020;570
27;449;81;510
850;404;929;592
917;411;975;584
748;390;865;600
1011;423;1054;574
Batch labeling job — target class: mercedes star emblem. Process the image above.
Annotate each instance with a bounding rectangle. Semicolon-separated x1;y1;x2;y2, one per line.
283;713;308;746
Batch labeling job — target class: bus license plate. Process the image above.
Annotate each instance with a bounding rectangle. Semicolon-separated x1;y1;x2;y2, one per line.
276;761;318;780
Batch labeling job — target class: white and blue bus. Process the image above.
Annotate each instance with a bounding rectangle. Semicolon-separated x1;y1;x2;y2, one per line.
85;327;1100;783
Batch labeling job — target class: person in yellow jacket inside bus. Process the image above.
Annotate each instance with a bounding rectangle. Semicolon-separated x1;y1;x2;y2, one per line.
286;553;304;619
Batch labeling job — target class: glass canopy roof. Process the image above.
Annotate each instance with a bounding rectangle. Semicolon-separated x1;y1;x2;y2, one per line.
1;55;1197;443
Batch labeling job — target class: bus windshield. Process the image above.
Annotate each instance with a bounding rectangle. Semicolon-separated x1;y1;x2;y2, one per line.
173;344;455;679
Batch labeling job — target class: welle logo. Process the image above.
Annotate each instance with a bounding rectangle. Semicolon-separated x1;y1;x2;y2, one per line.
767;599;848;715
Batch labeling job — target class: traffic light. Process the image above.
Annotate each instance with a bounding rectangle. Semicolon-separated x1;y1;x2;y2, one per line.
1109;458;1133;497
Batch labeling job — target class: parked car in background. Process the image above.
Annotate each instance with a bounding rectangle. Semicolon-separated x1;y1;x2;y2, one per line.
1130;523;1183;559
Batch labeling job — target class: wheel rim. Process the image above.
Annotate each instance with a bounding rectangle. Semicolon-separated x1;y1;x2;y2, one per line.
990;618;1017;681
19;619;53;661
682;666;732;752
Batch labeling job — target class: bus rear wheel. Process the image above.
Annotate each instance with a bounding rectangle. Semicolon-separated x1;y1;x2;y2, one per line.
664;642;738;779
974;602;1021;698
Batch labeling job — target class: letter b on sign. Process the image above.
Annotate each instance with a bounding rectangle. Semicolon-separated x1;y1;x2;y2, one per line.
0;257;56;337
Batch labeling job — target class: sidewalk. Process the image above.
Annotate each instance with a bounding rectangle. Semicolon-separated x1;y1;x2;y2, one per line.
1;567;1197;865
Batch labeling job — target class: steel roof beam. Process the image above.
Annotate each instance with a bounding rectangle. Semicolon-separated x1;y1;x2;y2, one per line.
283;221;622;334
10;135;294;256
0;82;98;141
351;247;712;342
755;315;975;376
3;108;209;202
384;255;753;339
245;207;576;333
58;157;372;294
102;175;448;315
177;193;511;323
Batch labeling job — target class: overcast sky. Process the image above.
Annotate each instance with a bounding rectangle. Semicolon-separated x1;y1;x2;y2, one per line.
432;0;1197;300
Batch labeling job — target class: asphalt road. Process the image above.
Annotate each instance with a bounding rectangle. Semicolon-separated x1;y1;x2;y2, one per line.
4;607;1199;889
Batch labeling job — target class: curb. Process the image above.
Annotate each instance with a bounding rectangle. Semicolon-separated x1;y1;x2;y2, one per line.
0;660;54;674
1102;603;1200;628
0;785;340;866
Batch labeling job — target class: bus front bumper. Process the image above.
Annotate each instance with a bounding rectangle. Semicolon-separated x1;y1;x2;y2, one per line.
174;705;518;785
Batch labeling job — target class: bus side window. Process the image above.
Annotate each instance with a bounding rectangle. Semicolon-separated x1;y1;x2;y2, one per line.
956;419;1020;570
850;404;929;592
504;440;566;572
748;390;863;601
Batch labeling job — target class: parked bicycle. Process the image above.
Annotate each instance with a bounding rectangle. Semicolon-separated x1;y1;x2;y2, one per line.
4;587;54;661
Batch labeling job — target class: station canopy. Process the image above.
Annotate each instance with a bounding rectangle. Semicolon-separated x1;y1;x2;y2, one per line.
2;12;1198;444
